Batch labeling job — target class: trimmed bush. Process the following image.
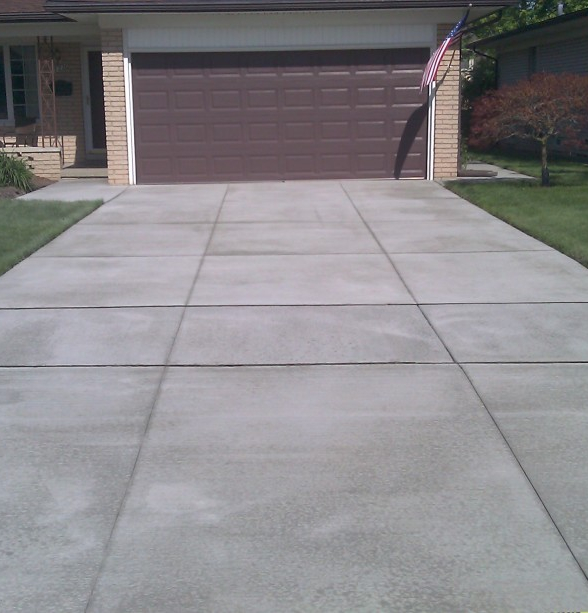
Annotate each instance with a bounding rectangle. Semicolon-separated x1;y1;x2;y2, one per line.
0;153;33;193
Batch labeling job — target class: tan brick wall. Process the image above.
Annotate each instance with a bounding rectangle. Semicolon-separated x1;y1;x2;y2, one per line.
101;29;129;186
1;147;62;181
433;24;461;179
54;43;86;167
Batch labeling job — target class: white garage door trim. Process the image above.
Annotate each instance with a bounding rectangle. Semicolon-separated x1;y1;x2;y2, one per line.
122;16;438;184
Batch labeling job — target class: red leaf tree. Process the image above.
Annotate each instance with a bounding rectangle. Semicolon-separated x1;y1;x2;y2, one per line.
469;73;588;186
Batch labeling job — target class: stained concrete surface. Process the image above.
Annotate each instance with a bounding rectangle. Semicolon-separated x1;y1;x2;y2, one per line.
208;221;380;255
2;178;588;613
371;218;551;253
170;305;451;365
0;256;202;308
34;223;214;257
423;303;588;363
189;254;414;306
393;250;588;303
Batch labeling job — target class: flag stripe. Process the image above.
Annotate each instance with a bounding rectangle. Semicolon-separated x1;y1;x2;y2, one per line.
420;11;469;93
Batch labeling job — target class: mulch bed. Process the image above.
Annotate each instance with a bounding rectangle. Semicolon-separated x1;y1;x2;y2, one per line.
0;175;55;199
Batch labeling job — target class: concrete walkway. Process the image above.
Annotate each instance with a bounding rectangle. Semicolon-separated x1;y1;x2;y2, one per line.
2;180;588;612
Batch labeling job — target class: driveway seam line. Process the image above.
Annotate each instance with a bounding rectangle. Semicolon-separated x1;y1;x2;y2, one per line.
3;361;588;370
1;300;587;311
457;362;588;586
342;182;588;582
101;185;131;206
82;184;230;613
339;182;421;305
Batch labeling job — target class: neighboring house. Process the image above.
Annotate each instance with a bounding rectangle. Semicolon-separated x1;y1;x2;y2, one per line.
469;8;588;157
470;7;588;87
0;0;511;185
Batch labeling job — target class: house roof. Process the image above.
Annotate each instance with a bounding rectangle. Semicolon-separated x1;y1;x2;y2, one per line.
0;0;68;22
45;0;515;13
469;7;588;49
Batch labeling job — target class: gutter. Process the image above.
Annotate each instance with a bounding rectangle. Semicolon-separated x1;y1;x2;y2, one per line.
468;6;588;48
45;0;517;13
0;14;70;23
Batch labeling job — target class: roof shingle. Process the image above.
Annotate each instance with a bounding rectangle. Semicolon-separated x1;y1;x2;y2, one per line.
0;0;66;21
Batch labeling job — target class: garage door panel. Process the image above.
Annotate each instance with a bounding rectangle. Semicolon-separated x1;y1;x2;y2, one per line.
136;91;168;111
174;91;205;109
247;89;279;108
356;87;388;107
248;122;280;142
176;124;207;143
138;124;171;144
320;121;351;140
132;49;427;183
177;157;208;176
283;88;314;108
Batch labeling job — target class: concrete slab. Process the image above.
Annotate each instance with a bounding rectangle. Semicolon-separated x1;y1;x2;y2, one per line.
0;367;162;613
393;251;588;303
0;307;183;366
189;254;414;305
19;179;126;203
170;305;451;365
219;183;360;222
423;303;588;363
34;223;214;257
455;162;536;182
371;218;551;253
346;195;491;222
112;184;228;205
465;363;588;575
85;365;588;613
208;222;380;255
0;256;201;308
4;179;588;612
219;199;361;223
82;185;226;224
224;180;349;207
342;179;462;200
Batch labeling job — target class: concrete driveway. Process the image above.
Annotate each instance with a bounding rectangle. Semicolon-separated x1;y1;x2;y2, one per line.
2;179;588;612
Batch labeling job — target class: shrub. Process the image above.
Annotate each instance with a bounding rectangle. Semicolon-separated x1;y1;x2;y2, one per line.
469;73;588;186
0;153;33;192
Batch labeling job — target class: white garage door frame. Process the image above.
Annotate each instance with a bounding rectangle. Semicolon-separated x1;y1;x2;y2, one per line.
119;12;439;184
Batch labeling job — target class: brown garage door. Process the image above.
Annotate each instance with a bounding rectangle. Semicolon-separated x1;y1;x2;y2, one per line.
132;49;428;183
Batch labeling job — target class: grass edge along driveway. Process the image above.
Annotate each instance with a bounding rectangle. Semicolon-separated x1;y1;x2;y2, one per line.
0;199;102;276
446;153;588;269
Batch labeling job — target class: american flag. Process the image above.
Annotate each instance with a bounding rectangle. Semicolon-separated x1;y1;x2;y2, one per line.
421;11;470;93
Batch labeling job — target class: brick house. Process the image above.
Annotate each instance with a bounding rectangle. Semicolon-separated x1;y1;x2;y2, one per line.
0;0;511;185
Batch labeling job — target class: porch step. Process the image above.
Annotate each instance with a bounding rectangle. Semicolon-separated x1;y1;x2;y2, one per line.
61;166;108;179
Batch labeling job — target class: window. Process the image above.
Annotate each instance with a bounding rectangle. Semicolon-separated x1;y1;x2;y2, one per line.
10;46;39;125
0;44;39;126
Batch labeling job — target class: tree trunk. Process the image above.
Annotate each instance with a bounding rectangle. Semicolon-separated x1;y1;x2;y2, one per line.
541;140;550;187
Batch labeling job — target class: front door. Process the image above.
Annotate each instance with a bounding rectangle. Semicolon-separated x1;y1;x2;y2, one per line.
84;50;106;151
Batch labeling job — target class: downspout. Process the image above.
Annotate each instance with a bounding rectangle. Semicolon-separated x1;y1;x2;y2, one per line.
470;47;498;89
463;8;504;90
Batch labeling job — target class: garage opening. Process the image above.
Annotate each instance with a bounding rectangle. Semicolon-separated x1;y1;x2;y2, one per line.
131;48;428;183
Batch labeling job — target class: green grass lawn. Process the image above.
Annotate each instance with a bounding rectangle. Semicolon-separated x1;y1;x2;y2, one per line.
0;199;102;276
447;152;588;268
